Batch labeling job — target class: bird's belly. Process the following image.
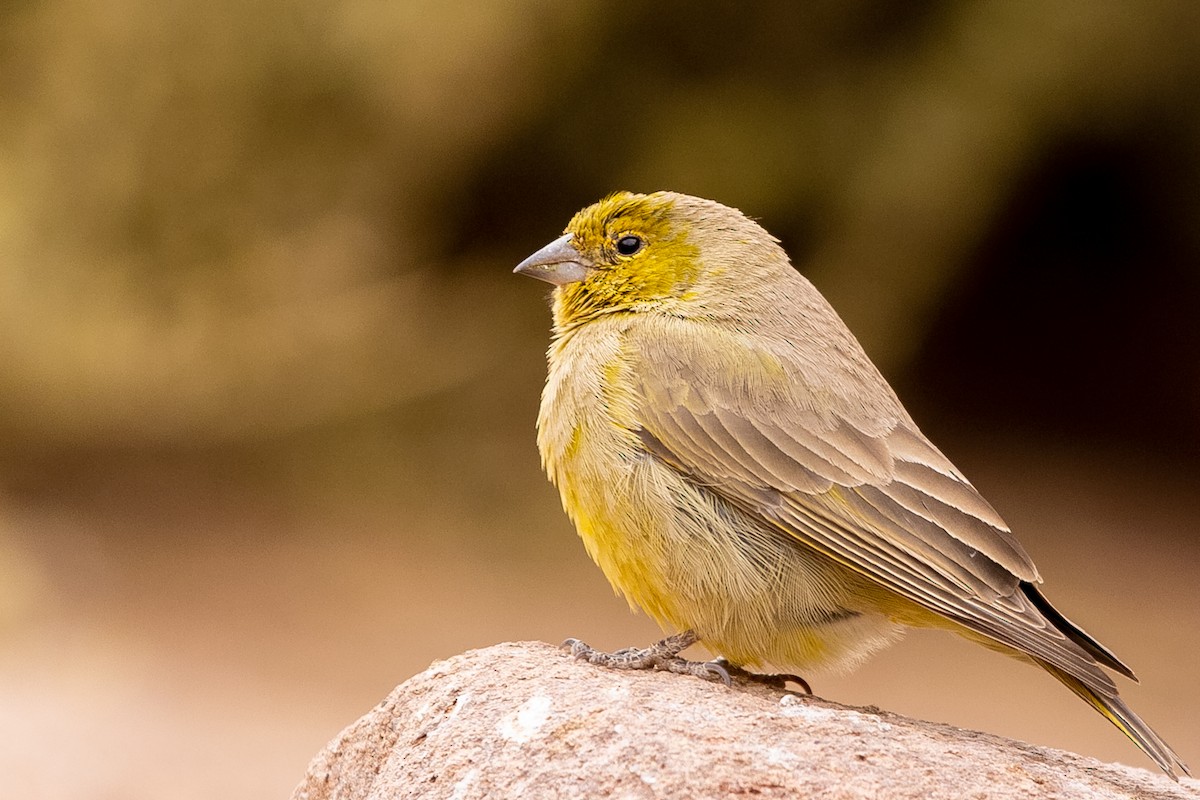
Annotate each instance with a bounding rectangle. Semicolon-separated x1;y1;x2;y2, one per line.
558;440;905;673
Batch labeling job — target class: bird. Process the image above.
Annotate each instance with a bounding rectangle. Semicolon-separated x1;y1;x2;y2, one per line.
513;190;1189;778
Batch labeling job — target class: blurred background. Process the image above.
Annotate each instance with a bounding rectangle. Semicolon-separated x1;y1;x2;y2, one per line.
1;1;1198;797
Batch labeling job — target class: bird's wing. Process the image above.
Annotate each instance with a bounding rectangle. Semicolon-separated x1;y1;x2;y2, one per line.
629;323;1121;694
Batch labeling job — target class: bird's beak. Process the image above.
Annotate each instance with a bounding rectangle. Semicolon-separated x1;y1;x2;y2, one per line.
513;234;591;285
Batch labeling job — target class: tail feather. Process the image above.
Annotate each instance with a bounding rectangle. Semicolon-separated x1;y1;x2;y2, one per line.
1039;660;1190;779
1021;583;1137;681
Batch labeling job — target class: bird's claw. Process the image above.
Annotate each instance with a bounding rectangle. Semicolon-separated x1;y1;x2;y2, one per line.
561;636;811;693
711;657;812;694
560;631;731;684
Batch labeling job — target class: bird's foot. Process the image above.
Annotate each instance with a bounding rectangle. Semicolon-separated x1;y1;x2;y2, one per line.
710;657;812;694
561;630;730;685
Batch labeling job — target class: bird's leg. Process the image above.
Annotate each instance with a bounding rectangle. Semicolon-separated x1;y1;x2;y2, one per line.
562;630;731;684
709;657;812;694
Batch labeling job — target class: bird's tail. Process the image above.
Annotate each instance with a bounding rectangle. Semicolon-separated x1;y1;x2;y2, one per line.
1038;660;1190;780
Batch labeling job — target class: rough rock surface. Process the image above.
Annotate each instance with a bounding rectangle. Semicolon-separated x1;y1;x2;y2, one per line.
292;641;1196;800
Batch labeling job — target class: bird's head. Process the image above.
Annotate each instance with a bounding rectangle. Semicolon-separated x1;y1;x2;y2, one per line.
515;191;790;330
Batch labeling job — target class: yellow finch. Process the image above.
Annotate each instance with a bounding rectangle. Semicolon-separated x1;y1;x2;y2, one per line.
514;191;1188;778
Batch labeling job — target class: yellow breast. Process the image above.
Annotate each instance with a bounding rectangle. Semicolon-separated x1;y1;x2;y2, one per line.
537;319;682;626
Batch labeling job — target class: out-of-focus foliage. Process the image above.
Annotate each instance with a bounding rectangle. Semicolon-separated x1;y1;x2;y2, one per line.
0;0;599;446
3;0;1199;454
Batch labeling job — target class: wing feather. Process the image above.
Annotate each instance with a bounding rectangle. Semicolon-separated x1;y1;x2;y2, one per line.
630;323;1116;696
771;491;1118;694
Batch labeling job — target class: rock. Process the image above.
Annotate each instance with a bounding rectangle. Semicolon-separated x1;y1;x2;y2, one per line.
292;641;1195;799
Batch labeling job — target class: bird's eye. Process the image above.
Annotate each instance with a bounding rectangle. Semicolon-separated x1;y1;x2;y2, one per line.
615;235;644;256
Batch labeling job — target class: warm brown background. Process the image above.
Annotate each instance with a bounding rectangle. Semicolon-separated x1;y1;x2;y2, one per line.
1;3;1198;798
